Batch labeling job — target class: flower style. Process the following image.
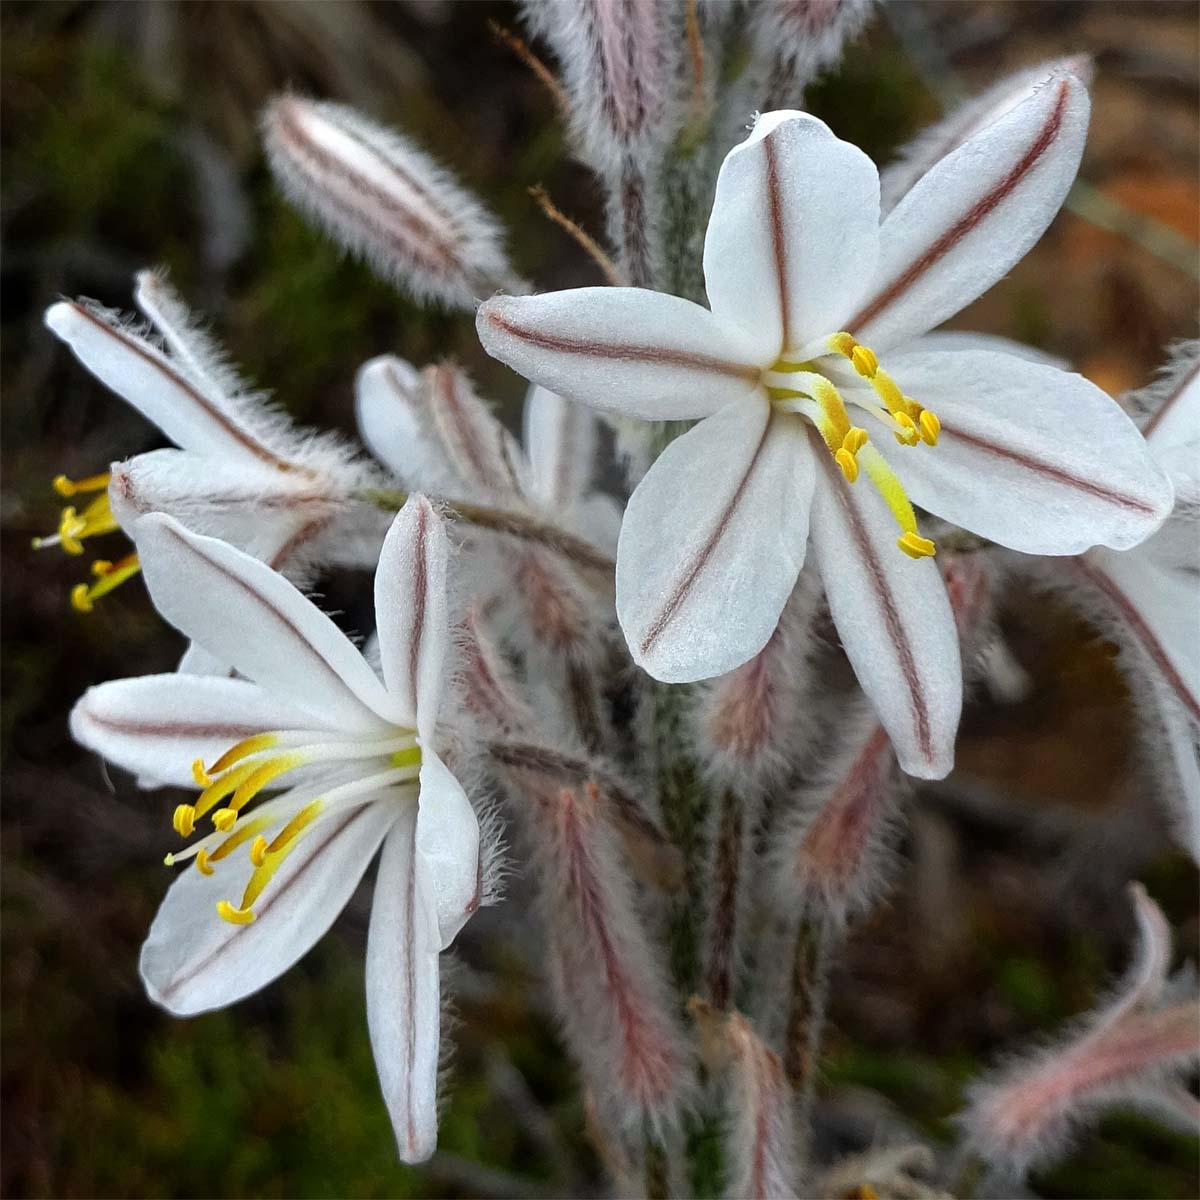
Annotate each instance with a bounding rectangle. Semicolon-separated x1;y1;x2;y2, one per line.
478;74;1173;777
39;270;375;617
69;496;480;1163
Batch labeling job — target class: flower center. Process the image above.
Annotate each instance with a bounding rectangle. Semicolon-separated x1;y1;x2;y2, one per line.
764;333;939;560
165;728;422;925
32;472;143;610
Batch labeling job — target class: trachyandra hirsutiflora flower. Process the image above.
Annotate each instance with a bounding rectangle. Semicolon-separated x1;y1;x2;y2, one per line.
69;496;481;1162
37;271;374;618
478;72;1174;778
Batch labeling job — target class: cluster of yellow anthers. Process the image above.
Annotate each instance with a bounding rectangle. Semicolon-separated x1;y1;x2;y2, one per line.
765;332;940;561
165;733;422;926
31;473;142;611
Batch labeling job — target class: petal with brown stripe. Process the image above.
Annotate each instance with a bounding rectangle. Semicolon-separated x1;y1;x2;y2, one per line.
367;806;442;1163
860;350;1174;554
140;799;396;1015
616;400;813;683
476;288;764;421
808;435;961;780
374;496;450;739
854;72;1089;351
703;110;880;361
134;514;400;734
70;674;313;789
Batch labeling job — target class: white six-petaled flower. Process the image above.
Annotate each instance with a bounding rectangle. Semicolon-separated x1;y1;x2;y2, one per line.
477;75;1173;778
69;496;479;1163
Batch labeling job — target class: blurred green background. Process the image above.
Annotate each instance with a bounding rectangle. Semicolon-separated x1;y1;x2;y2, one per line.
2;2;1197;1197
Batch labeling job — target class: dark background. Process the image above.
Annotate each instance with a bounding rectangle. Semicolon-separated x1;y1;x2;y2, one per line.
2;2;1198;1196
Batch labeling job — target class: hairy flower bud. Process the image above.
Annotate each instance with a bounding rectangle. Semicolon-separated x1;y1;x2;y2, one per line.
263;96;522;309
960;885;1200;1178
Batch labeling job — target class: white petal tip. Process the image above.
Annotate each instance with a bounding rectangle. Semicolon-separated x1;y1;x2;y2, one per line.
44;301;77;335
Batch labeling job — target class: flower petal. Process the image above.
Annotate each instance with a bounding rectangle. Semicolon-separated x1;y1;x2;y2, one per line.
134;513;399;733
616;401;812;682
44;299;292;468
140;799;396;1015
523;384;598;508
865;350;1173;554
808;437;962;779
907;329;1068;370
704;110;880;359
476;289;763;420
1143;355;1200;453
355;355;451;488
366;806;442;1163
852;72;1089;350
416;751;481;949
373;496;449;738
1077;551;1200;724
70;674;310;787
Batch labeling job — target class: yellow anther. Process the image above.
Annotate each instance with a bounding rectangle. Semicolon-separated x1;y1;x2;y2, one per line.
919;409;941;446
173;804;197;838
192;759;213;788
893;413;921;446
53;472;110;497
195;848;215;876
843;427;869;455
209;816;271;863
68;553;142;614
213;808;237;832
57;508;87;555
388;744;422;770
897;532;937;559
250;836;268;867
70;584;94;613
828;332;880;380
216;900;256;925
835;448;859;483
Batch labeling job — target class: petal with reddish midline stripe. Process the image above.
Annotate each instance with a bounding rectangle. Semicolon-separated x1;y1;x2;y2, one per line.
476;289;764;421
860;350;1173;554
140;799;397;1015
44;300;290;468
134;513;401;733
70;674;313;788
616;400;812;683
367;806;442;1163
1079;549;1200;724
808;434;961;780
704;110;880;361
355;355;453;490
852;72;1089;351
373;496;449;739
523;383;598;509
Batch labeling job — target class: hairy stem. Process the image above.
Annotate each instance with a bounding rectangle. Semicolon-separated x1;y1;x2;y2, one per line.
358;489;614;574
706;787;743;1012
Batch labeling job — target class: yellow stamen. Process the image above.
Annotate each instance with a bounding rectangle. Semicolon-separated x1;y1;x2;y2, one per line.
193;760;262;821
893;412;921;446
898;532;937;559
858;445;937;559
173;804;196;838
53;472;111;497
828;332;941;446
69;553;141;613
195;848;215;876
835;448;859;483
216;900;256;925
192;759;213;788
249;836;268;867
227;754;306;817
212;808;237;832
209;733;280;775
238;800;325;911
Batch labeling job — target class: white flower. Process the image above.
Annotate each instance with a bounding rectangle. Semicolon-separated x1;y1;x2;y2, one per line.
477;76;1173;778
39;271;376;618
69;496;480;1163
